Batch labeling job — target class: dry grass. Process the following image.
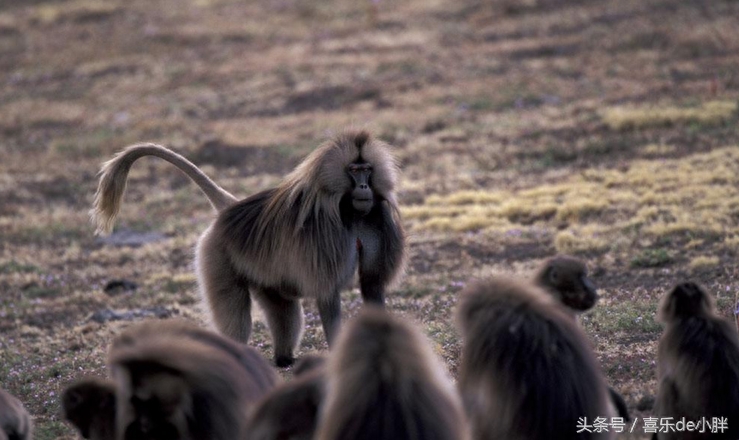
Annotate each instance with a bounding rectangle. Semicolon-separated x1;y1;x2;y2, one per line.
602;101;737;130
2;0;739;438
688;255;720;272
31;1;123;25
404;147;739;257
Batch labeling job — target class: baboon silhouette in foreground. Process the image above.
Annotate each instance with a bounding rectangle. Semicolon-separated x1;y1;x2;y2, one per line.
315;308;469;440
457;277;615;440
654;282;739;440
108;320;278;440
246;354;327;440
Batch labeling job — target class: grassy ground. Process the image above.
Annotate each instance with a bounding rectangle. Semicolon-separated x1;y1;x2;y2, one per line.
1;0;739;438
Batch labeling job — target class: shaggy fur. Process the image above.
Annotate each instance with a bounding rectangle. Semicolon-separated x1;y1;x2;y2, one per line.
315;308;469;440
90;130;406;366
457;277;615;440
108;320;278;440
654;282;739;440
62;377;117;440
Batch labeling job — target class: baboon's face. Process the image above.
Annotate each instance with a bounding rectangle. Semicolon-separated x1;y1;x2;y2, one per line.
119;370;190;440
548;265;598;311
347;162;374;215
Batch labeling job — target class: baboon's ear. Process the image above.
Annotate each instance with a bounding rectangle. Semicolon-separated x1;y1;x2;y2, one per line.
662;282;709;321
548;266;559;285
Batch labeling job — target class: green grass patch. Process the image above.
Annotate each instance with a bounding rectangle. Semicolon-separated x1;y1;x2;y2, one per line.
22;286;61;300
33;421;70;440
0;260;40;274
583;300;661;334
630;248;673;268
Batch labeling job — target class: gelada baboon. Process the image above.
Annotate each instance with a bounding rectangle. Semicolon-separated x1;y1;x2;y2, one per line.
315;307;469;440
456;277;615;440
654;282;739;440
534;255;598;314
246;354;327;440
91;130;406;367
0;388;32;440
62;377;117;440
534;255;630;421
108;319;279;440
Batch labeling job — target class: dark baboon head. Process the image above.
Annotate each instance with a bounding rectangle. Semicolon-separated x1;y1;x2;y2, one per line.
316;307;469;440
247;363;326;440
658;281;715;323
62;377;117;440
108;320;279;440
535;255;598;312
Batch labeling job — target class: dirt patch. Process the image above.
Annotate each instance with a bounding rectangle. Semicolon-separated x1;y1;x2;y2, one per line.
280;85;384;115
2;0;739;437
191;138;298;175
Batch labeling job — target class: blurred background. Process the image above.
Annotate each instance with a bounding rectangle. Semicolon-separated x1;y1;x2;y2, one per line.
1;0;738;438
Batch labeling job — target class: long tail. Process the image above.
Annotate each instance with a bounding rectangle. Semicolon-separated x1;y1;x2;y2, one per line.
90;143;238;235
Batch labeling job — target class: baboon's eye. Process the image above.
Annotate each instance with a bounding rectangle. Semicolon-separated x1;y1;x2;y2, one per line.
548;268;559;284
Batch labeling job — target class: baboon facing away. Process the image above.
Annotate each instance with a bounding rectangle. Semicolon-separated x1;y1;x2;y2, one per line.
654;282;739;440
91;131;406;366
456;277;615;440
108;319;279;440
0;388;32;440
315;307;469;440
62;377;117;440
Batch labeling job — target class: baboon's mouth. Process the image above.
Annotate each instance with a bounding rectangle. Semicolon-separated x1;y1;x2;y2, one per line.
565;294;598;311
353;198;373;213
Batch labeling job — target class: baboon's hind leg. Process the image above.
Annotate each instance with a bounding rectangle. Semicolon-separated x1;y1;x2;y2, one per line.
254;288;304;368
196;234;253;342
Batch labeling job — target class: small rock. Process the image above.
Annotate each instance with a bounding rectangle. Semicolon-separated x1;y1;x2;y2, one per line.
103;279;138;296
89;306;176;324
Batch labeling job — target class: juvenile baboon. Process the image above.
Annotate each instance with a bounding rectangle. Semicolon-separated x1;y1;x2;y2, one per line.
654;282;739;440
315;307;469;440
246;355;326;440
91;130;406;366
456;277;615;440
0;388;32;440
534;256;630;421
108;319;279;440
534;255;598;315
62;377;117;440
